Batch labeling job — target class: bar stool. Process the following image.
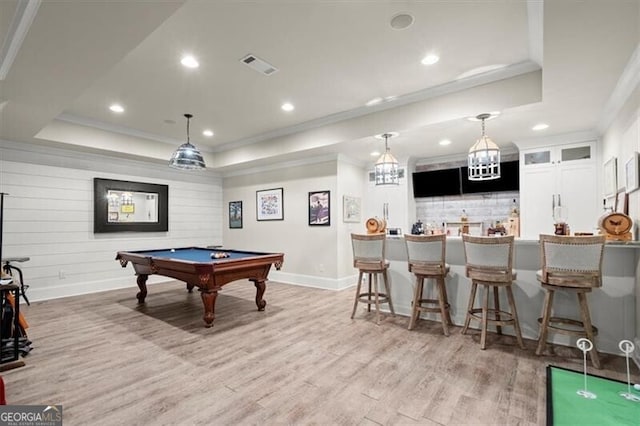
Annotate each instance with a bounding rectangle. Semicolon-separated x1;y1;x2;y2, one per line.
461;235;524;350
535;234;605;369
350;233;395;325
404;234;452;335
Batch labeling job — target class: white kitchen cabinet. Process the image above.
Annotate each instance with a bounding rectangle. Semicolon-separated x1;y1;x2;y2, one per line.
520;142;598;238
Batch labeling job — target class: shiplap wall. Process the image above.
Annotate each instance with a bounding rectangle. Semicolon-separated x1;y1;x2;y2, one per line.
0;140;222;301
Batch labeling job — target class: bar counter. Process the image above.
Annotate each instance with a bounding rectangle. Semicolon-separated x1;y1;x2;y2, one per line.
383;236;639;357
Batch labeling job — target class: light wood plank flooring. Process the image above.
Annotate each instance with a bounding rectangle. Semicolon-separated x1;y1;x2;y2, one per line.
2;281;636;425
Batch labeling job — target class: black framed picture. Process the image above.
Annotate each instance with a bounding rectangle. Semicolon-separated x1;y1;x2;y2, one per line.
229;201;243;229
309;190;330;226
94;178;168;233
256;188;284;221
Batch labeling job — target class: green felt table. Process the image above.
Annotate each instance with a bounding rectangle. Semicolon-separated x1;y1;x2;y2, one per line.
547;366;640;425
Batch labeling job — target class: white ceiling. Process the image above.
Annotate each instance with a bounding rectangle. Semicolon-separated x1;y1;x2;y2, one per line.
1;1;638;174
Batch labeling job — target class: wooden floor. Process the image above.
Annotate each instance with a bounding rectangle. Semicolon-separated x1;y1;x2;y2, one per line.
2;281;636;425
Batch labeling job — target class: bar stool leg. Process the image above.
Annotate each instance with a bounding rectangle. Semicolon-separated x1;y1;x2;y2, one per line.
367;273;372;312
480;284;490;350
506;285;525;349
462;282;478;335
536;288;555;355
408;276;423;330
382;269;395;316
436;277;450;336
373;273;382;325
577;291;601;369
493;286;502;335
439;278;453;326
351;271;364;319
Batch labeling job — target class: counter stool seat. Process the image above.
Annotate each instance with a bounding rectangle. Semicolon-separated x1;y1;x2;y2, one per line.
405;234;452;335
535;234;605;369
350;233;395;325
461;235;524;350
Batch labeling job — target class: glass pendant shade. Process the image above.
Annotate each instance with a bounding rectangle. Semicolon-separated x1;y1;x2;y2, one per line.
169;114;206;170
468;114;500;181
374;133;399;185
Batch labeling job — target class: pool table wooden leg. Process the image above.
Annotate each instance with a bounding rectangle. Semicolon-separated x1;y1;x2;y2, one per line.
136;274;148;303
252;279;267;310
200;290;217;327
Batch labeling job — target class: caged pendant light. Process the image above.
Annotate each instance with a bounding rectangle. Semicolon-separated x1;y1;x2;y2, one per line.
374;132;399;185
468;113;500;181
169;113;206;170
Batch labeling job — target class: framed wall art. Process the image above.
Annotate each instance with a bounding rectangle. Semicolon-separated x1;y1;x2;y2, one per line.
256;188;284;221
624;152;639;193
229;201;243;229
603;157;617;198
343;195;361;223
94;178;168;233
309;190;330;226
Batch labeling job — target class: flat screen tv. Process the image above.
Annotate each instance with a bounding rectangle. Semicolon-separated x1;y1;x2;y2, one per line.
412;168;462;197
460;160;519;194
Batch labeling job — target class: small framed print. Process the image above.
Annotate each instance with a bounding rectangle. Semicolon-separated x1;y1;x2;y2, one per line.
309;190;330;226
625;152;639;193
229;201;243;229
256;188;284;221
603;157;618;198
343;195;361;223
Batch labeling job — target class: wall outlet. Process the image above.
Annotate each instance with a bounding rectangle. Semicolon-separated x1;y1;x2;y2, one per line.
58;270;66;279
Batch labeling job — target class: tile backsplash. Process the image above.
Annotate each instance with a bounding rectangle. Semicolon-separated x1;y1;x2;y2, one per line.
415;191;519;234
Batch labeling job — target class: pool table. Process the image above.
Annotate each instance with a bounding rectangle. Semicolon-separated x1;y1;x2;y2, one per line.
116;247;284;327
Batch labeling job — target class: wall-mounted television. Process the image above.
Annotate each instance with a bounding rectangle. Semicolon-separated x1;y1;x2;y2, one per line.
412;168;462;197
460;160;519;194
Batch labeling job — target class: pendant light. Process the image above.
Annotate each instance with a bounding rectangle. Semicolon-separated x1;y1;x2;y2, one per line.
169;113;206;170
374;132;399;185
468;113;500;181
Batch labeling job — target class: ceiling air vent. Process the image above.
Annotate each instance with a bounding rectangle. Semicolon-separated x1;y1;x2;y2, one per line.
240;54;278;76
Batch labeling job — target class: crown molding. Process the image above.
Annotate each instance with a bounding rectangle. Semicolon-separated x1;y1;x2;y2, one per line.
0;0;41;80
597;42;640;134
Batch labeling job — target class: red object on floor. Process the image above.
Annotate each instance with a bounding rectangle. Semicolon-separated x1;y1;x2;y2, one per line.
0;376;5;404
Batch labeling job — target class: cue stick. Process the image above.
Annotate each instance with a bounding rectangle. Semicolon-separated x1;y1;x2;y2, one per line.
0;193;5;269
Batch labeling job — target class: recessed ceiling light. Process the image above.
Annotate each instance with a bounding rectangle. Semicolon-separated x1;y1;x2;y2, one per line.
281;102;294;112
202;129;214;137
109;104;124;113
532;123;549;131
370;151;381;157
421;54;440;66
181;55;199;68
366;97;383;107
439;139;451;146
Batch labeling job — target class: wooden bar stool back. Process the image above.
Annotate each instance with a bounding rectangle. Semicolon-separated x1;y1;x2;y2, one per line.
404;234;452;335
350;233;395;325
535;234;605;368
461;235;524;349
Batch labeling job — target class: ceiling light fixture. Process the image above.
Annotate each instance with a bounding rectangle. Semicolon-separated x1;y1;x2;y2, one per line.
281;102;294;112
109;104;124;113
180;55;199;68
169;114;206;170
532;123;549;131
468;113;500;181
421;54;440;66
374;132;399;186
202;129;214;137
439;139;451;146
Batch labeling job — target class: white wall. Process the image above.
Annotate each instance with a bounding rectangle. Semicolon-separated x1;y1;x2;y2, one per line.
223;160;348;289
0;139;222;301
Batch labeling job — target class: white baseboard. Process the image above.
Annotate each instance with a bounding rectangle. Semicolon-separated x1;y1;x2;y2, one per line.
269;271;356;291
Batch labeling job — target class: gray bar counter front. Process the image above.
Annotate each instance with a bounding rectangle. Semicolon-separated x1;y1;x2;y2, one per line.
380;236;639;357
